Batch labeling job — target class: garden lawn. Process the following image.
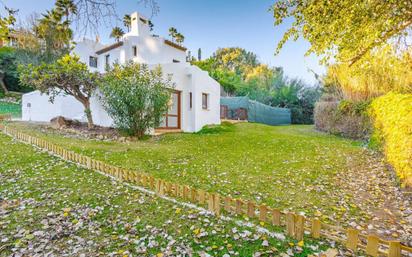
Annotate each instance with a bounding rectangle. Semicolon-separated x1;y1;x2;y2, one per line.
0;101;21;118
0;132;332;256
7;122;410;242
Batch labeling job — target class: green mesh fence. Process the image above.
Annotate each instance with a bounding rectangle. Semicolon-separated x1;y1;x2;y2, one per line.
220;97;291;125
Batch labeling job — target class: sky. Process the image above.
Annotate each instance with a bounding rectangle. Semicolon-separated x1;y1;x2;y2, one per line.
4;0;325;85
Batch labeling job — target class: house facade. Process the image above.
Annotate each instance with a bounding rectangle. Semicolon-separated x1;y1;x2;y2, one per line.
22;12;221;132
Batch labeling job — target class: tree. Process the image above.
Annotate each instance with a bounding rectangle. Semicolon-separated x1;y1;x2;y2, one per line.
168;27;177;42
193;47;320;123
110;26;124;42
0;47;33;94
212;47;259;77
55;0;77;23
19;55;98;128
175;32;184;45
123;14;131;32
0;6;17;45
99;62;173;138
272;0;412;65
324;45;412;101
0;7;17;94
34;0;76;56
198;48;202;61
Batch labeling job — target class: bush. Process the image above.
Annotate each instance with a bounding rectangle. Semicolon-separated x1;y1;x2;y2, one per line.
314;100;371;139
0;47;33;93
196;122;235;134
99;62;173;138
369;93;412;187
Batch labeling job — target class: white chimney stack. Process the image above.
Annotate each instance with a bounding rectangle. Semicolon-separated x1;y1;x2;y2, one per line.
130;12;150;37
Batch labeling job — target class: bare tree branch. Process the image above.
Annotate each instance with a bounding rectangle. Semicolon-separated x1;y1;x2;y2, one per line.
71;0;159;38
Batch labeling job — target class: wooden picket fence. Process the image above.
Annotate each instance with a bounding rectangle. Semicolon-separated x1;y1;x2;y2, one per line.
0;114;12;121
1;123;411;257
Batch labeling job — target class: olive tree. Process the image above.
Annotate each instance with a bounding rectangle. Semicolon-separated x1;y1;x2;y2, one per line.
99;62;173;138
19;54;98;128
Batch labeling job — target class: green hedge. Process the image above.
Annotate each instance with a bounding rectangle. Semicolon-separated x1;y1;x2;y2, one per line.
314;100;371;139
369;93;412;187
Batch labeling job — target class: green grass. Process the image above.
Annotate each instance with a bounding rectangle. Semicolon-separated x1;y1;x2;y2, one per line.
8;122;375;225
0;131;330;256
0;101;21;118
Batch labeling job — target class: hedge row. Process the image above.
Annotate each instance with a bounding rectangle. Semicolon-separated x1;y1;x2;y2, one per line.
369;93;412;187
314;100;370;140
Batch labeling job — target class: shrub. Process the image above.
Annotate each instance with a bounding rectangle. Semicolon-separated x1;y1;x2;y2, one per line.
99;62;173;138
0;47;32;93
196;122;234;135
369;93;412;187
314;100;370;139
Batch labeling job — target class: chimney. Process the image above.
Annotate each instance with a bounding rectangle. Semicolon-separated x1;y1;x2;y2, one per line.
130;12;150;37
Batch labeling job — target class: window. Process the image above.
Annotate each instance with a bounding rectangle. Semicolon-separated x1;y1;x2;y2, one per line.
89;56;97;68
173;59;180;63
105;54;110;70
202;93;209;110
132;46;137;57
189;92;192;109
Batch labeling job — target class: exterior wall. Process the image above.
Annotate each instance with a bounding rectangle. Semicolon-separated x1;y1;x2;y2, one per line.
190;66;221;131
21;11;221;133
22;91;81;122
72;39;104;73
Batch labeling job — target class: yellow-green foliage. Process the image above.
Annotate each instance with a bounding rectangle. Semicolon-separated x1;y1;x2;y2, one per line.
325;45;412;101
369;93;412;187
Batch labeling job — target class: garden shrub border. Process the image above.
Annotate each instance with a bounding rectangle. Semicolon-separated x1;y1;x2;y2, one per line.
369;93;412;188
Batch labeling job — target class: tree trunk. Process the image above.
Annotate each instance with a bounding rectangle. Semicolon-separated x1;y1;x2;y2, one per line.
0;72;9;94
82;99;94;129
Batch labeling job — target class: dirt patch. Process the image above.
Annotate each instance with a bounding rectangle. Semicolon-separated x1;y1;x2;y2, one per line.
14;121;135;142
336;148;412;245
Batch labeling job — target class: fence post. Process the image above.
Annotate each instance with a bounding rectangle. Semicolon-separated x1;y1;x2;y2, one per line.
295;215;305;241
208;193;215;213
311;218;321;239
259;204;267;222
149;176;154;189
190;188;197;202
365;235;379;257
86;157;92;169
346;228;359;251
272;209;281;226
286;213;295;237
135;173;141;184
247;201;255;218
235;199;243;215
224;197;232;212
214;194;221;216
198;189;205;204
388;241;401;257
183;186;190;200
159;180;165;195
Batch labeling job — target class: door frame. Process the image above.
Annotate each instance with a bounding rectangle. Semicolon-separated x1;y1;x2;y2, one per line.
158;90;181;129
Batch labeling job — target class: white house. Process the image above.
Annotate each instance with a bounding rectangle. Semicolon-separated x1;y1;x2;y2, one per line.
22;12;221;132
